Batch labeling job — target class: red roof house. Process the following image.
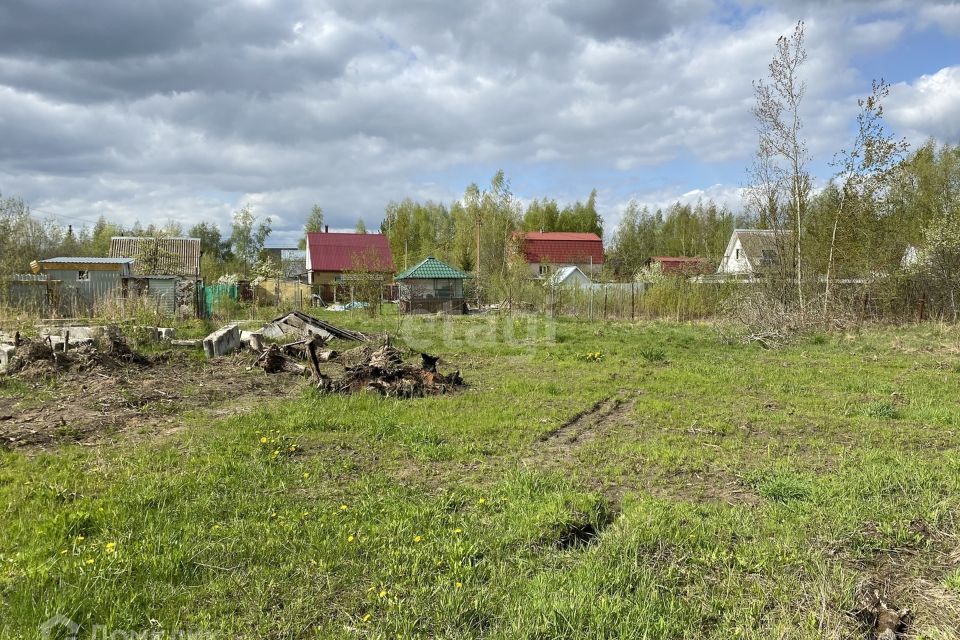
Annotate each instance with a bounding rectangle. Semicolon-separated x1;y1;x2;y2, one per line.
305;231;395;298
513;231;604;277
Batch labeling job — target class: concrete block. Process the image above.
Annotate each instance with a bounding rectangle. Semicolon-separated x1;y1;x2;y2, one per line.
203;324;241;358
0;344;16;372
240;330;264;351
158;328;176;340
61;326;101;342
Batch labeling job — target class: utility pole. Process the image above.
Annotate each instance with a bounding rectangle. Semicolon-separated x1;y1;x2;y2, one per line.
475;211;482;307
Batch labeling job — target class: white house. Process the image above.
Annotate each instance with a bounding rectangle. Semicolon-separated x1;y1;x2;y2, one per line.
718;229;793;277
548;265;592;288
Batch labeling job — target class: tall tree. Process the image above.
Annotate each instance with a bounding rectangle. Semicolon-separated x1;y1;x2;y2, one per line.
229;206;271;274
752;21;810;308
299;205;324;249
822;79;908;315
355;217;367;234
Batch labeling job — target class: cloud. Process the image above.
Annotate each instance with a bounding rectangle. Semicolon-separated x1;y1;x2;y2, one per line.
0;0;955;243
887;66;960;143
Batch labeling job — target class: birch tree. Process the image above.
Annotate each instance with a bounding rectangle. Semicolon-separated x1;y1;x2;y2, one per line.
823;79;908;316
751;21;810;308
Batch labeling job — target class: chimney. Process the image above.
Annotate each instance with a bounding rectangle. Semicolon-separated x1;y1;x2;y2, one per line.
325;225;329;233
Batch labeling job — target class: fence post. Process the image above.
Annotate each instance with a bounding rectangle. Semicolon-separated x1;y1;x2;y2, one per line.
603;287;607;319
631;282;635;320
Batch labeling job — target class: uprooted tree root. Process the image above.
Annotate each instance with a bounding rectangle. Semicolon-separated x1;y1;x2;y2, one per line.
853;579;912;640
308;340;464;399
4;333;152;378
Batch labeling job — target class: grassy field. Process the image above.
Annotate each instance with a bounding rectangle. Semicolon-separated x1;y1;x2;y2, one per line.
2;313;959;639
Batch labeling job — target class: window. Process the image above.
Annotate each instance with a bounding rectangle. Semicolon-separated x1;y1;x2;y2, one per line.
539;264;550;276
734;249;741;261
77;270;90;282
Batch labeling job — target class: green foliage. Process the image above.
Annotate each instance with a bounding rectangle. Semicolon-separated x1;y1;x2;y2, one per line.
607;200;748;278
229;205;271;274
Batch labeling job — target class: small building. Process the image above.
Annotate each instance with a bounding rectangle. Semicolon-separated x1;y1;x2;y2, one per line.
646;256;714;277
110;236;203;316
548;265;593;288
395;257;470;314
305;230;395;302
718;229;794;277
262;247;308;280
513;231;604;278
31;257;133;314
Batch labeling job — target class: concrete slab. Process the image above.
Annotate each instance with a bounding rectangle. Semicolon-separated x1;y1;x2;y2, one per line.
240;330;264;351
0;344;16;372
203;324;241;358
158;328;176;340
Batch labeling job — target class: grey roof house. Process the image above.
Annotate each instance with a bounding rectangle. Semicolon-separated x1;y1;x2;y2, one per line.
718;229;794;277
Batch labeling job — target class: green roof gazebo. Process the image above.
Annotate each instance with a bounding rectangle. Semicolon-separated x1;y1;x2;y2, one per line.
394;257;470;314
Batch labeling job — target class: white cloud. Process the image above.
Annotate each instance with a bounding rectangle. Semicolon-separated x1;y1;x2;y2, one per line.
887;66;960;143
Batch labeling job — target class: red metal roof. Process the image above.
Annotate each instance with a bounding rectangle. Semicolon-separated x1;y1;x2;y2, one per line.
514;231;604;265
306;232;395;273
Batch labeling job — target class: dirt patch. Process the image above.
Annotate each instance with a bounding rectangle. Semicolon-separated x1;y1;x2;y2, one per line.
529;394;633;466
0;349;304;450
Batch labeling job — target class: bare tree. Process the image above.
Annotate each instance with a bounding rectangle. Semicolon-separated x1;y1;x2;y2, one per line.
752;21;810;309
823;80;909;316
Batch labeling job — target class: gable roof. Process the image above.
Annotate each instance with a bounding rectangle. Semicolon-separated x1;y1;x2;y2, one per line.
305;232;395;273
395;257;470;280
109;236;202;277
726;229;794;274
514;231;604;265
548;265;592;286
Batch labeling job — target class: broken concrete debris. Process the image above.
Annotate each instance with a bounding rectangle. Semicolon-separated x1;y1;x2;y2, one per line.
202;324;241;358
265;311;368;342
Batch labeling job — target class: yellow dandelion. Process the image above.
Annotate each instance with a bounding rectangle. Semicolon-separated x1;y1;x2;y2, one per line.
478;498;486;505
76;535;85;541
413;535;423;543
301;510;309;517
85;558;94;565
259;436;268;444
454;528;462;534
455;582;463;589
362;614;371;623
105;542;116;553
60;549;68;555
339;504;349;511
378;589;387;598
303;472;310;479
347;535;355;543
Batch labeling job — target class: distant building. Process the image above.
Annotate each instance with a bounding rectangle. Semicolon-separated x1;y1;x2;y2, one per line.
109;236;202;278
305;229;395;302
718;229;794;277
646;256;714;277
513;231;604;278
547;265;593;288
395;256;470;314
109;236;203;316
29;257;133;314
262;247;308;280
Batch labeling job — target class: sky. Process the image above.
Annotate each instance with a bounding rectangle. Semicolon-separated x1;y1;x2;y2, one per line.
0;0;958;247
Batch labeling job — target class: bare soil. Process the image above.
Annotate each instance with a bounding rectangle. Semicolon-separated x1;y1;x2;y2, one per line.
0;349;305;450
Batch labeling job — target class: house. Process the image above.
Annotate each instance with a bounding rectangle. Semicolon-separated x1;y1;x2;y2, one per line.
718;229;794;277
547;265;593;288
262;248;308;280
513;231;603;278
395;257;470;314
110;236;204;316
30;257;133;314
109;236;202;278
305;230;395;302
646;256;713;277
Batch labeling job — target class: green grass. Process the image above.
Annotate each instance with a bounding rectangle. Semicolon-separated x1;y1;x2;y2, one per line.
2;316;960;638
